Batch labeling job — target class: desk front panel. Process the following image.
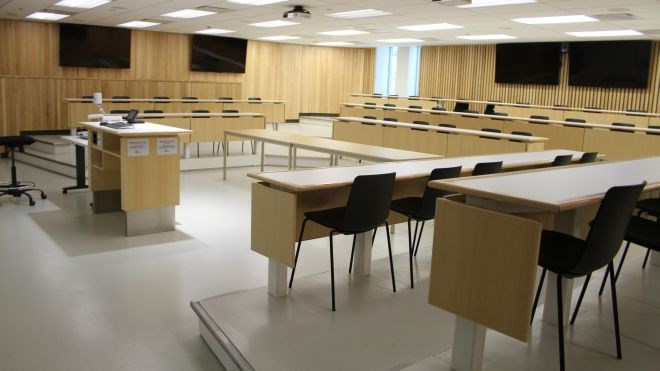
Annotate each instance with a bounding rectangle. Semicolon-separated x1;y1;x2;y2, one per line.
383;126;447;155
583;129;660;161
446;135;540;157
340;105;385;120
333;120;384;146
147;117;192;143
347;95;388;106
502;121;585;151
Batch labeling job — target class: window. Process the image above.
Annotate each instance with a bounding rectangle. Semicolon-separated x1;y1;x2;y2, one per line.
374;46;421;96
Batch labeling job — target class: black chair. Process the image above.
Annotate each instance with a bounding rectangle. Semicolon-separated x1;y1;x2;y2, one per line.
552;154;573;167
579;152;598;163
472;161;502;176
248;97;262;103
0;136;47;206
484;104;495;115
219;96;233;100
438;123;456;128
384;103;396;108
454;102;469;112
511;131;531;136
648;125;660;134
611;122;635;132
111;95;129;100
143;109;164;118
412;120;429;131
565;118;586;123
363;115;377;120
530;182;646;371
383;118;398;122
480;128;501;139
391;166;463;286
81;95;93;99
409;105;422;110
288;173;397;311
634;197;660;267
109;109;130;115
221;109;249;154
364;102;376;109
530;115;549;124
153;96;170;100
182;96;198;101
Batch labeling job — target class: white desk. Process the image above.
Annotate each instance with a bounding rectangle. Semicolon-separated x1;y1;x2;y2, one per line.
428;157;660;371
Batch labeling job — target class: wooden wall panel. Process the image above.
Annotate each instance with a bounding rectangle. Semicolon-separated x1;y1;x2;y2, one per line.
0;19;374;136
419;42;660;114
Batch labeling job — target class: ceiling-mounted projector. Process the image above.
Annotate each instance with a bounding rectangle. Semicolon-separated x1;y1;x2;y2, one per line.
283;5;311;19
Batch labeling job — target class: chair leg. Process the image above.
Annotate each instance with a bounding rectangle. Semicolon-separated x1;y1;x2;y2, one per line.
406;218;414;289
570;273;591;325
609;261;622;359
348;234;357;274
288;218;308;288
414;220;426;256
642;248;651;269
371;226;378;245
531;268;546;325
556;274;566;371
384;222;396;292
599;242;630;296
196;143;200;158
411;220;419;256
329;231;336;311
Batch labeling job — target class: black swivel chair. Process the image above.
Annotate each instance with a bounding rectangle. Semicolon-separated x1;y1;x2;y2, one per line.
552;154;573;167
111;95;130;100
0;136;47;206
579;152;598;163
390;166;462;287
364;102;376;109
648;125;660;135
530;182;646;371
363;115;377;120
221;109;248;155
438;123;456;128
288;173;397;311
81;95;93;99
248;97;262;102
472;161;503;176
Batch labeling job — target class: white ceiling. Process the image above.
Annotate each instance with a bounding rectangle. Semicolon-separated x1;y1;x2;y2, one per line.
2;0;660;47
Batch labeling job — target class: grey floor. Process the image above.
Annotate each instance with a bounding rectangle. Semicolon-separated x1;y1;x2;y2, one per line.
1;130;659;370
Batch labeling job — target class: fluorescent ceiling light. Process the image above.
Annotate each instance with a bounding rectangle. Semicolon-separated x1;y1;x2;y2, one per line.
318;30;368;36
250;20;298;27
377;38;424;43
566;30;643;37
315;42;354;46
54;0;110;8
327;9;392;19
513;15;598;24
195;28;235;35
26;12;69;20
398;23;463;31
117;21;160;28
162;9;216;18
457;34;517;40
228;0;288;5
458;0;536;8
259;35;300;40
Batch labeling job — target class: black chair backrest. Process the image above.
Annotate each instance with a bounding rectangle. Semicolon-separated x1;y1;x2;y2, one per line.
383;118;398;122
110;109;129;114
472;161;503;176
454;102;469;112
192;109;210;117
565;118;586;123
438;123;456;128
223;109;239;113
81;95;93;99
484;104;495;114
409;105;422;109
417;166;463;219
511;131;531;136
384;103;396;107
144;109;164;118
364;102;376;109
112;95;129;99
373;93;382;96
248;97;262;103
611;122;635;132
219;96;233;100
363;115;377;120
552;154;573;167
153;96;169;100
480;128;501;139
530;115;549;120
648;125;660;135
248;97;262;100
412;120;429;131
182;96;198;101
579;152;598;163
341;173;396;232
573;182;646;274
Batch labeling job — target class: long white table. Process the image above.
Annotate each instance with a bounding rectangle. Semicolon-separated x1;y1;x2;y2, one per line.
428;157;660;371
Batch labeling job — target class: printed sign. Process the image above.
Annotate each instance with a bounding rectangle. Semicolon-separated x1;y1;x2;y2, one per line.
127;139;149;157
157;138;178;155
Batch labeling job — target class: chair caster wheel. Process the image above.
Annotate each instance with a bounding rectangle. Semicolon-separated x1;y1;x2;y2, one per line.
29;200;35;206
41;193;47;199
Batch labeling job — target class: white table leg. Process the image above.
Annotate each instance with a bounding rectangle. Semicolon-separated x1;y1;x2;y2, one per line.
352;231;372;275
542;208;581;326
651;251;660;267
292;147;297;169
260;141;265;172
182;143;191;159
223;134;228;180
287;145;293;170
451;316;486;371
268;259;288;297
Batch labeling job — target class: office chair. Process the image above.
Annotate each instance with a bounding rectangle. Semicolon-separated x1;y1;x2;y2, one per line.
391;166;462;286
552;154;573;167
511;131;531;136
81;95;93;99
579;152;598;163
0;136;47;206
472;161;503;176
438;123;456;128
490;112;508;117
289;173;397;311
363;115;377;120
530;182;645;371
384;103;396;108
431;107;447;114
364;102;376;109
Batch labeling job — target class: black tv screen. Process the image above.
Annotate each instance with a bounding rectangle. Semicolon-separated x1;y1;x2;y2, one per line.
568;41;651;89
190;35;247;73
495;42;561;85
59;24;131;68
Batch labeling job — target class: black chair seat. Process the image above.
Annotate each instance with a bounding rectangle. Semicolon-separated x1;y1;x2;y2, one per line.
637;198;660;217
538;230;586;277
0;136;35;148
625;216;660;251
391;197;425;219
305;207;359;234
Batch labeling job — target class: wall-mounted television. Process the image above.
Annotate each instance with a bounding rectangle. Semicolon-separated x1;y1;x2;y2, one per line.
59;24;131;68
568;40;651;89
495;42;562;85
190;35;248;73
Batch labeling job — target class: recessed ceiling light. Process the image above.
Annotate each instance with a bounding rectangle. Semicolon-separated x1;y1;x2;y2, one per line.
513;15;598;24
162;9;216;18
377;38;424;43
398;23;463;31
117;21;160;28
457;0;536;8
54;0;110;9
318;30;368;36
26;12;69;21
327;9;392;19
457;34;517;40
250;20;298;27
227;0;288;5
315;41;354;46
565;30;643;37
259;35;300;40
195;28;235;35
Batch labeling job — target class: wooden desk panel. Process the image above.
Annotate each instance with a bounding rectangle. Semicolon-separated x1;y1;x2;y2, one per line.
563;111;650;127
147;117;191;143
446;134;537;157
583;129;660;161
340;105;385;120
333;120;384;146
502;121;585;151
383;126;447;155
191;116;266;143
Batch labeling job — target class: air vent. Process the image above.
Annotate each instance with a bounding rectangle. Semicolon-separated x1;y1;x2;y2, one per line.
144;18;172;24
196;6;232;14
593;13;639;21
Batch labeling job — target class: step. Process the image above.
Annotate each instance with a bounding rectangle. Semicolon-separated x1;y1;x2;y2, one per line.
31;135;74;155
15;149;76;179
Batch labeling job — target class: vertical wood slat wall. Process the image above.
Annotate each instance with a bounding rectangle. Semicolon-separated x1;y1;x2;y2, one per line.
0;19;375;136
419;42;660;113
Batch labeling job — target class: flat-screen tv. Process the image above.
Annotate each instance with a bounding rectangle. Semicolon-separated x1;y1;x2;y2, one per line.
59;24;131;68
495;42;562;85
568;41;651;89
190;35;248;73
